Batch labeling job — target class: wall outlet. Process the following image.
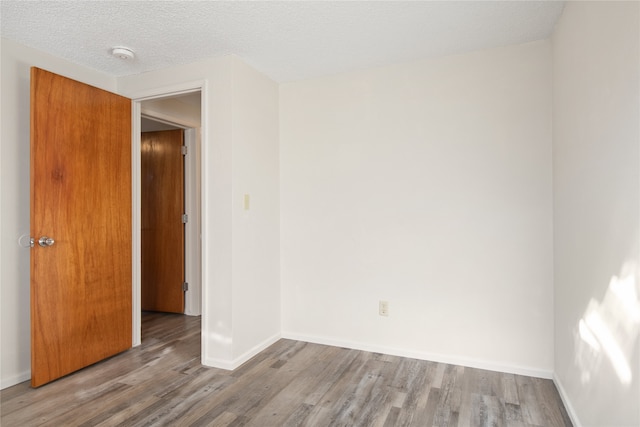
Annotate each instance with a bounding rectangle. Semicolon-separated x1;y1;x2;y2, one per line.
379;300;389;317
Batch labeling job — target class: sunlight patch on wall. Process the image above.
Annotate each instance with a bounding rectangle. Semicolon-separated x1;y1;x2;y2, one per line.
575;260;640;386
209;321;232;346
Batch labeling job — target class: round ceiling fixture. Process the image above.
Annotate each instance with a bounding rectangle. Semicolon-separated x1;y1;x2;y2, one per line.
111;47;135;60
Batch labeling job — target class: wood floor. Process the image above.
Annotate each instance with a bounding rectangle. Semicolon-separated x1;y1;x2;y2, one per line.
1;313;572;426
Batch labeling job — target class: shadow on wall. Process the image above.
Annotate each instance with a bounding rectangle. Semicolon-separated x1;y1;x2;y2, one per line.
575;258;640;386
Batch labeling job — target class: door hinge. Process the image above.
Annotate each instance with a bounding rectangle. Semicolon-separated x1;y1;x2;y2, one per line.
182;282;189;292
182;214;188;224
181;145;188;155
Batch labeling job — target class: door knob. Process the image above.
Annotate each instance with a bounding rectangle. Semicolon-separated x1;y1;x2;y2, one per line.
38;236;55;247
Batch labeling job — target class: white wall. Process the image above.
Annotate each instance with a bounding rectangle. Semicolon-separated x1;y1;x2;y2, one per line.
552;2;640;426
231;57;281;361
280;41;554;376
118;55;281;369
0;38;117;388
142;96;201;128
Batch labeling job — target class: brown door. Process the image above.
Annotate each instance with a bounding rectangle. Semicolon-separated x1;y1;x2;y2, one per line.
30;68;132;387
141;130;185;313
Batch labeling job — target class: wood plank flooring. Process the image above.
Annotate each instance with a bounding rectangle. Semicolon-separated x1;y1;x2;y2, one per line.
1;313;572;426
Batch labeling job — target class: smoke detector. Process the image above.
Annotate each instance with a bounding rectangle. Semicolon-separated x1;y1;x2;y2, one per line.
111;47;135;60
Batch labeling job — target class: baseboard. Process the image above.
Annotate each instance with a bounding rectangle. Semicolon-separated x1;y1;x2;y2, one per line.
203;355;236;371
203;332;282;371
281;331;553;379
553;373;582;427
1;370;30;390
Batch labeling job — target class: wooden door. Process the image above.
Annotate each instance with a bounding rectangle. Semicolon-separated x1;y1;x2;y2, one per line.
141;130;185;313
30;68;132;387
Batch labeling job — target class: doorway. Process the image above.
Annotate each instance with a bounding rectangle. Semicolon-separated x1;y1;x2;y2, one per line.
136;91;202;341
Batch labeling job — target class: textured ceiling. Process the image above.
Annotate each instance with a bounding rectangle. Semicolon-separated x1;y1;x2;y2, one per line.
1;1;565;82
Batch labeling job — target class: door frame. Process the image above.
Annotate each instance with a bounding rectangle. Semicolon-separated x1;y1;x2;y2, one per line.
131;81;206;346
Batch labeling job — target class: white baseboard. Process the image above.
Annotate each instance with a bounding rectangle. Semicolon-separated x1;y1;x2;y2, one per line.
1;370;30;390
281;331;553;379
553;373;582;427
203;332;282;371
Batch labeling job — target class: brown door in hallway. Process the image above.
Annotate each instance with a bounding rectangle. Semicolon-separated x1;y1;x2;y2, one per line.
30;67;132;387
141;130;185;313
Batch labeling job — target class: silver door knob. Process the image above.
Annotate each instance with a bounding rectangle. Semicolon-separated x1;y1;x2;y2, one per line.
38;236;55;247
